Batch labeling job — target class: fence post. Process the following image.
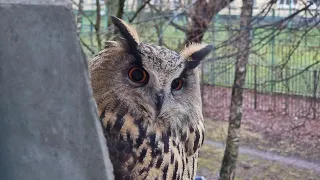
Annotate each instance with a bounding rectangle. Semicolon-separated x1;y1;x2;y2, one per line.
254;64;257;109
284;67;290;115
313;70;318;119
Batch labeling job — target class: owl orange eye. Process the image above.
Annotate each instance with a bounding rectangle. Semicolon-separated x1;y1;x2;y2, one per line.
171;78;183;91
128;67;148;84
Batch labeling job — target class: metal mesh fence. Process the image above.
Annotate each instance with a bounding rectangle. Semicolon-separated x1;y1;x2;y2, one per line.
75;5;320;119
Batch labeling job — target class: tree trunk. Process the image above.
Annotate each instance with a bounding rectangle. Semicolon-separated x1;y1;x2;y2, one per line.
106;0;118;26
95;0;102;50
76;0;84;34
106;0;125;24
117;0;125;19
105;0;125;42
219;0;253;180
185;0;235;44
155;0;164;46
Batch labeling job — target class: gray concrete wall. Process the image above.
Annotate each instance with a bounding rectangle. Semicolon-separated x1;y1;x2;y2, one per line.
0;0;71;6
0;1;113;180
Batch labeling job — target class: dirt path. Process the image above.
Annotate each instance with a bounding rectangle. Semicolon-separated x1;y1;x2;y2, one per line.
204;140;320;174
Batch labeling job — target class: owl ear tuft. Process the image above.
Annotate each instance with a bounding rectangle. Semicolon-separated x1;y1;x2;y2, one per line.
111;16;140;49
181;43;213;69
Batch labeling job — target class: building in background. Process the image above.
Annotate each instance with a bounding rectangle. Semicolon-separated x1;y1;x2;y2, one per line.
219;0;318;17
72;0;318;15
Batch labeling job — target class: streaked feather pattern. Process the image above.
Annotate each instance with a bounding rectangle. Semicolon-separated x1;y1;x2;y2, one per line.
89;16;212;180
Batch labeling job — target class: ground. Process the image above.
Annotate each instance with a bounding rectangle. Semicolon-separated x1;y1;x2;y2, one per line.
197;144;319;180
203;85;320;161
197;120;320;180
199;85;320;179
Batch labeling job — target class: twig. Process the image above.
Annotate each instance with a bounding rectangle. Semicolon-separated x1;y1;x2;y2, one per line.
80;38;95;55
129;0;152;22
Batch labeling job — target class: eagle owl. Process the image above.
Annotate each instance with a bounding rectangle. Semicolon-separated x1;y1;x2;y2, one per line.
89;16;213;180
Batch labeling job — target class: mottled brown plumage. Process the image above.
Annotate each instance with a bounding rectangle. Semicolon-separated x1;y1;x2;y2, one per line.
89;16;213;180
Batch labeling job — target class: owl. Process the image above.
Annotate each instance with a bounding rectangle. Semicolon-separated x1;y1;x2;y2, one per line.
89;16;213;180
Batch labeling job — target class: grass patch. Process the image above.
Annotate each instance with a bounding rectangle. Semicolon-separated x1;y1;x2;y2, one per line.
197;144;320;180
204;119;320;163
204;119;290;157
204;119;262;143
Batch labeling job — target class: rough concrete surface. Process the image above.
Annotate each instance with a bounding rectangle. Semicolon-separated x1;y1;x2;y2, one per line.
0;0;71;6
0;1;113;180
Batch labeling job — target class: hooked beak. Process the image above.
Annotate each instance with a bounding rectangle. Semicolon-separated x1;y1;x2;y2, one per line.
156;91;164;111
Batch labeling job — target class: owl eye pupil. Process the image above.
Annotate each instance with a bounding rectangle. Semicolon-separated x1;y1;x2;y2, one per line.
128;67;148;84
131;69;143;81
171;78;183;91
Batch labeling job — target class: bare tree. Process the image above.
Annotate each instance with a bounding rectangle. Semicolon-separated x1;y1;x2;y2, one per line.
76;0;84;34
185;0;235;43
146;0;235;44
219;0;253;179
117;0;126;18
106;0;118;27
95;0;102;50
105;0;126;42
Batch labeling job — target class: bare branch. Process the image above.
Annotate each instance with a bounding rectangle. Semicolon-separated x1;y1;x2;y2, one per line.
129;0;152;23
71;0;96;28
148;3;187;32
80;38;95;55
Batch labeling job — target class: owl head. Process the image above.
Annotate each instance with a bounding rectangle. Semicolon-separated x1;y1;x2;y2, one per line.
89;16;212;130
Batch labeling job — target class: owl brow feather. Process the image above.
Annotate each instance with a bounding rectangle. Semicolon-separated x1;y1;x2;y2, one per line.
111;16;143;66
180;43;208;59
182;44;213;70
111;16;139;47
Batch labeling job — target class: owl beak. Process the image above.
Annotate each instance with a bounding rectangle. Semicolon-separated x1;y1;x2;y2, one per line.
156;91;164;110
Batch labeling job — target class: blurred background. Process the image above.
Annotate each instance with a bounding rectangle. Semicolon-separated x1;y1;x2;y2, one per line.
72;0;320;179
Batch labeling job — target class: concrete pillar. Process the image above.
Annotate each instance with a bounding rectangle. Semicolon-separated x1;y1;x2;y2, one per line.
0;1;114;180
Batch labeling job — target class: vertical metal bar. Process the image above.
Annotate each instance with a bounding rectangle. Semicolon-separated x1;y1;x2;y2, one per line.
313;70;317;119
284;67;289;115
271;9;275;93
254;64;257;109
